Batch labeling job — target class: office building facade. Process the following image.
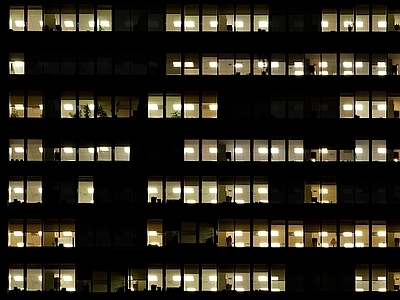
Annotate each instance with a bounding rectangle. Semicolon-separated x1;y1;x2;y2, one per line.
5;1;400;298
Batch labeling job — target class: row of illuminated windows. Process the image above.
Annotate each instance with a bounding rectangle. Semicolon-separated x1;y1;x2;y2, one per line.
8;91;217;119
9;53;400;76
9;140;130;162
8;4;400;33
8;219;400;249
7;264;400;293
8;176;400;205
183;140;400;162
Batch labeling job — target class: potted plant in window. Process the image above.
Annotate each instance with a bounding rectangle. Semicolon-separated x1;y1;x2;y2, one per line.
97;105;108;118
395;24;400;31
10;109;19;118
171;110;181;118
203;232;214;245
69;109;82;118
83;103;91;118
347;19;354;32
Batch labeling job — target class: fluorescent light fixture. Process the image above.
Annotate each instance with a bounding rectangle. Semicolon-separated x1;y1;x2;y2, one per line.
148;231;157;236
17;242;24;247
294;70;304;76
271;230;279;237
39;21;43;27
209;21;218;27
172;275;181;281
186;288;196;291
258;21;268;28
258;188;268;194
184;187;194;193
294;147;304;154
235;21;244;28
185;21;195;28
99;147;109;152
12;61;25;67
148;275;158;281
209;61;218;68
319;231;328;237
235;199;245;204
377;148;386;154
259;199;268;203
355;242;364;247
235;231;243;236
295;242;304;247
184;104;194;110
39;147;43;153
343;21;352;27
343;71;353;75
63;104;74;111
173;104;181;110
321;71;329;75
209;275;217;281
321;21;329;28
377;277;386;281
100;20;110;27
259;242;269;247
38;231;42;236
88;21;95;27
343;61;353;68
271;276;279;281
184;147;194;153
209;147;218;153
235;288;245;292
270;147;279;154
38;188;42;193
66;288;75;291
355;276;362;281
184;62;194;68
377;71;387;76
63;147;73;153
378;242;387;247
14;104;24;110
63;231;73;237
235;275;243;281
173;62;181;67
377;62;386;68
172;187;181;193
356;288;364;292
342;232;353;237
258;276;268;282
319;61;328;68
148;104;158;111
377;104;386;110
148;187;158;193
173;21;181;28
321;243;329;248
13;231;23;236
235;242;245;247
234;63;243;68
377;231;386;236
235;187;243;193
88;147;95;153
258;147;268;154
64;21;74;28
271;62;279;68
355;148;363;154
258;61;267;68
38;275;42;281
39;104;43;110
320;188;328;194
377;21;387;28
13;275;24;281
356;21;363;28
87;187;94;193
210;287;217;291
294;62;303;68
294;231;303;237
209;187;217;193
14;147;24;153
258;231;268;236
186;199;196;204
235;147;243;153
209;104;218;110
343;104;353;110
13;188;24;193
124;147;130;154
344;243;354;248
15;20;25;27
378;288;386;292
355;62;363;68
